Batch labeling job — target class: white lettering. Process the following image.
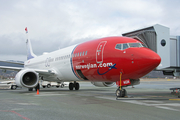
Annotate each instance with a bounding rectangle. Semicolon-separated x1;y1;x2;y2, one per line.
103;63;106;67
123;80;130;84
75;62;113;70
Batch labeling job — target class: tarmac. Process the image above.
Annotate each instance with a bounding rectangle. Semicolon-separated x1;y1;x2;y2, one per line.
0;79;180;120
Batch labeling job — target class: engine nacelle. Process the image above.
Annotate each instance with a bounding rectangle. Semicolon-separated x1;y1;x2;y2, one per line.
91;82;115;87
130;79;140;86
15;69;39;88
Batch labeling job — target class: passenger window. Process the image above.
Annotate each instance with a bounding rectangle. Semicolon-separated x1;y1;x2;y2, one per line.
77;53;79;57
85;51;87;55
82;52;84;56
80;52;82;56
115;44;122;50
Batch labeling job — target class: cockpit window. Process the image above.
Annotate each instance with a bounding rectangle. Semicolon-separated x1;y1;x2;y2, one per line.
115;44;122;50
129;43;143;47
115;43;143;50
123;44;129;50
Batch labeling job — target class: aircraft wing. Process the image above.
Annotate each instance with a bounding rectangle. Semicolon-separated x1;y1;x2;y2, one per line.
0;66;55;76
34;69;55;76
0;60;24;65
0;66;23;71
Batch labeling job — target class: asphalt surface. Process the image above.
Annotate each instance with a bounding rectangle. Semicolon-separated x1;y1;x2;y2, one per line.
0;79;180;120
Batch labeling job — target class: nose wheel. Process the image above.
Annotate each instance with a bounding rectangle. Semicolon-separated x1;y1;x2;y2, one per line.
69;82;80;90
116;88;127;97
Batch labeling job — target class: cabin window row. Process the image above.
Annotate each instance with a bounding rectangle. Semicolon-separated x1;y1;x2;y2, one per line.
55;54;71;61
54;51;88;61
72;51;87;57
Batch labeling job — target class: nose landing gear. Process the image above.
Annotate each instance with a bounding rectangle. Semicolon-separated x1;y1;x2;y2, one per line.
116;72;127;98
116;88;127;97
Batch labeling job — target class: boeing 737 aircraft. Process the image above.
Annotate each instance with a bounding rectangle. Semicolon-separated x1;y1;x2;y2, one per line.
0;28;161;97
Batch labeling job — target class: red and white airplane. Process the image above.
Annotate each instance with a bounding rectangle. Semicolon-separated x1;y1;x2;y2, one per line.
0;28;161;97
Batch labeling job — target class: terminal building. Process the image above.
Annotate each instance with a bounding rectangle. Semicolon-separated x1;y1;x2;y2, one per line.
122;24;180;77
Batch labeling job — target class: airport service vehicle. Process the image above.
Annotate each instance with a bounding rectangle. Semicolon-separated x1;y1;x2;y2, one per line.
0;28;161;97
41;81;69;88
0;80;18;90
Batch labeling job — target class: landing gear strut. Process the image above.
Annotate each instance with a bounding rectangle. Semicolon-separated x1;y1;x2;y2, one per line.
69;82;80;90
116;72;127;97
28;83;40;91
35;83;40;91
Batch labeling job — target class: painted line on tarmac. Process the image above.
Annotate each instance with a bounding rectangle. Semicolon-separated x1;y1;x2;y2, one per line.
116;98;170;100
34;94;67;96
156;106;179;111
169;99;180;101
0;110;31;120
97;96;180;111
121;100;180;112
97;96;180;101
96;96;170;101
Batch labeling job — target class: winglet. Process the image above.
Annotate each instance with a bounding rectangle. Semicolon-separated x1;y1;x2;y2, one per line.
25;27;37;60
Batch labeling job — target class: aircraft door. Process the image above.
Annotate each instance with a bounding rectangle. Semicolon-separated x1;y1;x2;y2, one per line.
96;41;107;63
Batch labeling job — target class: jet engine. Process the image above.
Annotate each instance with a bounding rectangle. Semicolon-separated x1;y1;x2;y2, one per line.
130;79;140;86
91;82;115;87
15;69;39;88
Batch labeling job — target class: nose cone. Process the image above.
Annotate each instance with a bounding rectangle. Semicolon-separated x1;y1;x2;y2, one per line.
136;48;161;76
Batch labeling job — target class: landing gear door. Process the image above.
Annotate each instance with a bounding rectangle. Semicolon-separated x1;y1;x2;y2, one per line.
96;41;107;63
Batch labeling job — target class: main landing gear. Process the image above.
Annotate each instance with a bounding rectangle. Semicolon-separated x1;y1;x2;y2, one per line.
116;87;127;97
69;81;80;90
28;83;40;91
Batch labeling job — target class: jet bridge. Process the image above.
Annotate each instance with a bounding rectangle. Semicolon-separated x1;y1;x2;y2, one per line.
122;24;180;76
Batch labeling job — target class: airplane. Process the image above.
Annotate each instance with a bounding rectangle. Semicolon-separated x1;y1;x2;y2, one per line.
0;27;161;97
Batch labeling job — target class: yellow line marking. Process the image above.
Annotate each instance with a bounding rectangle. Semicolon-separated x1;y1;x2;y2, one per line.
169;99;180;101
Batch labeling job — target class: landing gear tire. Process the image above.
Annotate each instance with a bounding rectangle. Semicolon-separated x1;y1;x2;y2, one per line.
69;83;74;90
116;89;127;97
11;85;17;90
69;82;80;90
74;83;80;90
28;88;33;91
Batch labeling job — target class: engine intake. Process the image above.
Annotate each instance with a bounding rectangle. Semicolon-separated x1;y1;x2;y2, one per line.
15;69;39;88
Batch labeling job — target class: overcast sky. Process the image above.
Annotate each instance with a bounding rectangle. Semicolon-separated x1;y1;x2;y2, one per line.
0;0;180;61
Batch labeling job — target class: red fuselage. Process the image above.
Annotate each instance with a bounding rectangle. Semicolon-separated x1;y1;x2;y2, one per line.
71;37;161;82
